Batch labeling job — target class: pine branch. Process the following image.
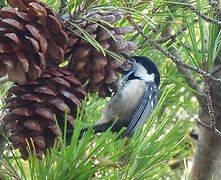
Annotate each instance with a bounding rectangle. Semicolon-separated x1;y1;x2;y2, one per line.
204;80;216;126
177;63;204;96
127;16;221;83
139;27;187;49
186;3;221;25
58;0;68;17
159;22;205;103
195;117;221;137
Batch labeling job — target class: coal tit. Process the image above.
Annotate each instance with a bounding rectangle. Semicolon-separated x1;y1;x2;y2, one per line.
67;56;160;140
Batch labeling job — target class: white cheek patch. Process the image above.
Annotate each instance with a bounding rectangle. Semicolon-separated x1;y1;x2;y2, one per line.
135;63;155;82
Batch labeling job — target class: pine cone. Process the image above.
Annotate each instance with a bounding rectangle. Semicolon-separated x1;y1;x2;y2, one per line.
0;0;68;84
3;67;86;159
66;9;138;97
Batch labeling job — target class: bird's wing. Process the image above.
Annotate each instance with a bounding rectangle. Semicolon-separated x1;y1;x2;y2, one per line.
120;82;158;138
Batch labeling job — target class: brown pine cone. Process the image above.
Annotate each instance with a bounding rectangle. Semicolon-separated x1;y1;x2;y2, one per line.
66;9;138;97
0;0;68;84
3;67;86;159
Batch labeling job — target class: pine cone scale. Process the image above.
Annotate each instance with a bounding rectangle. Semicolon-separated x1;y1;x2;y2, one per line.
51;77;71;88
0;0;68;84
24;36;40;52
47;15;62;34
8;62;27;84
48;97;71;113
24;120;43;131
21;93;45;102
6;0;27;12
2;18;26;31
28;2;47;25
59;89;82;107
47;39;64;63
34;86;57;96
15;50;29;72
35;108;54;121
0;8;34;22
25;24;48;54
11;107;33;116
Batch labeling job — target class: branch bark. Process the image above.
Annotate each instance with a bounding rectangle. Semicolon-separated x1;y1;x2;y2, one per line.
189;0;221;178
127;17;221;83
191;64;221;180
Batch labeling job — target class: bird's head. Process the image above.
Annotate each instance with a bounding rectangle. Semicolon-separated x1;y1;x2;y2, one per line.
124;56;160;87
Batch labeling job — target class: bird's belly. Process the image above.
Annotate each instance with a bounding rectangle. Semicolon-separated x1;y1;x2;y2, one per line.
111;80;146;125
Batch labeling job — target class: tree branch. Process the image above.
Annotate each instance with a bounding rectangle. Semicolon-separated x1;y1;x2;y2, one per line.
195;117;221;137
58;0;68;17
127;16;221;83
159;22;204;101
178;64;204;97
187;3;221;25
204;79;216;126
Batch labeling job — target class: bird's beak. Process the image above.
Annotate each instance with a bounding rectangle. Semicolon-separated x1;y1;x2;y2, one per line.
120;53;135;73
118;55;136;84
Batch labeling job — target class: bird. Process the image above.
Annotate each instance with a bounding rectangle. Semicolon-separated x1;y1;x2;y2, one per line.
67;55;160;141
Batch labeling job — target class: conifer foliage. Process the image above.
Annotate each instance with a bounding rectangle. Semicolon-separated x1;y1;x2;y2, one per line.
0;0;137;158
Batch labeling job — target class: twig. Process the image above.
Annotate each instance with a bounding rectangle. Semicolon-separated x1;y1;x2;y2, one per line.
204;79;216;126
156;25;189;44
209;0;219;7
138;34;177;49
187;4;221;25
159;22;204;100
0;75;8;85
139;29;185;49
177;61;204;99
129;32;139;41
195;118;221;137
212;64;221;76
127;16;221;83
156;34;177;44
58;0;68;17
